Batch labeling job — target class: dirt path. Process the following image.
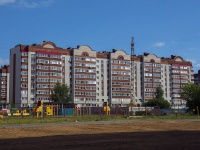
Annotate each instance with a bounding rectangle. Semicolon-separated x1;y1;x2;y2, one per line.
0;120;200;150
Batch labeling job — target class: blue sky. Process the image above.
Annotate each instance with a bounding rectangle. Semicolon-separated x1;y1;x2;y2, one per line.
0;0;200;72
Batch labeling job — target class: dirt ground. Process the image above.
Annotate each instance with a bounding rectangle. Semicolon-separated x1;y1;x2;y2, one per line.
0;120;200;150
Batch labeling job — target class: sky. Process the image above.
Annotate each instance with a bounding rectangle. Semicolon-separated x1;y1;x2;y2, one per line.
0;0;200;72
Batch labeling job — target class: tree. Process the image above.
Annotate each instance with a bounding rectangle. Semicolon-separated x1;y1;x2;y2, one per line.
143;98;170;109
181;83;200;114
50;82;71;103
143;87;170;109
155;87;164;99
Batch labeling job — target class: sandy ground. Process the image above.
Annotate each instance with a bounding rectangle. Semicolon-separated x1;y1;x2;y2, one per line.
0;120;200;150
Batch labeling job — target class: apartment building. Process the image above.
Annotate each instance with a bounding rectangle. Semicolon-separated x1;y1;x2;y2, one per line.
9;41;194;108
141;53;194;109
10;42;71;107
0;65;10;104
194;70;200;85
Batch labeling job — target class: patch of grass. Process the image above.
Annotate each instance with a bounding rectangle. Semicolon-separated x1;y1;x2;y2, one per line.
0;115;126;125
0;114;199;125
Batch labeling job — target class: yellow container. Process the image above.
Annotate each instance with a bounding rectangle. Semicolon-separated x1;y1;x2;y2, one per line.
104;106;110;115
46;106;53;116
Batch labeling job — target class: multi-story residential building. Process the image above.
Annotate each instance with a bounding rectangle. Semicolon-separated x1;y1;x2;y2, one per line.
141;53;194;109
9;41;194;108
0;65;10;104
109;49;132;107
72;46;98;107
10;42;71;107
168;55;194;109
194;70;200;85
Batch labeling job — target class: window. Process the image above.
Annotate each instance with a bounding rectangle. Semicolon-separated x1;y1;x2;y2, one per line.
21;65;28;69
22;52;28;56
21;90;28;94
22;58;28;62
145;73;152;76
21;71;28;75
1;73;7;76
82;52;89;56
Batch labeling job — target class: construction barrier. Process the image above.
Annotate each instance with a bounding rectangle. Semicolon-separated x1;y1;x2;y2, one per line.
22;109;29;116
13;110;21;116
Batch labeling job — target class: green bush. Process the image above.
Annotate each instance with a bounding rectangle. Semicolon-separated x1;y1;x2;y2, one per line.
135;110;152;116
143;98;170;109
3;112;8;116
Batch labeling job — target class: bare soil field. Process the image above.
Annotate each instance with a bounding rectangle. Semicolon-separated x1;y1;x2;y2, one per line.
0;120;200;150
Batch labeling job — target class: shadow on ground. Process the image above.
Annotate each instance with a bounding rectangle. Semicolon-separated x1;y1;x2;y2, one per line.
0;130;199;150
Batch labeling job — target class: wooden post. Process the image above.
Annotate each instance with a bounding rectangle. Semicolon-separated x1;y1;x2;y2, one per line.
64;107;65;117
62;103;63;116
53;105;55;116
57;104;58;116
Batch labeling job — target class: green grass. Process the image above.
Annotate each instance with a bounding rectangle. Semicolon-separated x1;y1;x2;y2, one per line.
0;114;199;125
0;115;127;125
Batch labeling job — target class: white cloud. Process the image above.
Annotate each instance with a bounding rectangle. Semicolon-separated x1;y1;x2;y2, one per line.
0;57;9;66
194;63;200;72
41;0;54;7
186;58;196;64
188;48;195;51
152;42;165;47
0;0;15;5
196;64;200;67
17;0;39;8
0;0;54;8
